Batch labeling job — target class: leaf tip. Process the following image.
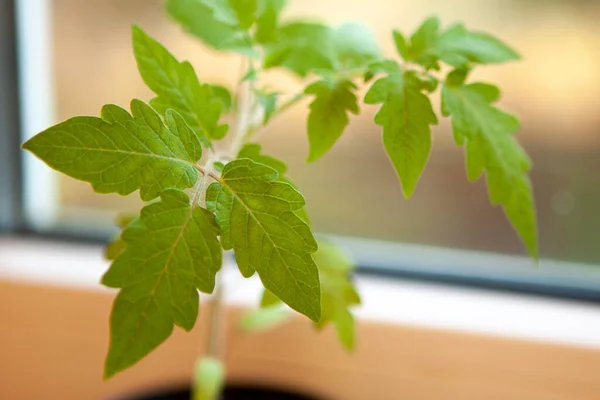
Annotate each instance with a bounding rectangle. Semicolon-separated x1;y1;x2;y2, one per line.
103;361;118;380
306;152;321;163
21;139;32;151
401;184;416;199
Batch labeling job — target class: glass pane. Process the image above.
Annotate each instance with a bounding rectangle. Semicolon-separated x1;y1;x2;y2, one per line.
44;0;600;265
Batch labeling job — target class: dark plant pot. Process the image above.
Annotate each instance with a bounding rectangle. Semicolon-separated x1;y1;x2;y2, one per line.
120;385;324;400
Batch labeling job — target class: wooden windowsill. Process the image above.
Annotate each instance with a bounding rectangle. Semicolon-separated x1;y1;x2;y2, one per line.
1;238;600;399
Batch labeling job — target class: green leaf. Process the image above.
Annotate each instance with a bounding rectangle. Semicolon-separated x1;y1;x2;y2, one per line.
239;306;292;333
437;24;520;67
264;21;380;77
104;239;126;261
206;159;321;322
407;16;441;69
305;78;359;162
442;76;537;258
22;100;202;201
393;30;409;61
237;143;310;224
231;0;258;30
132;26;228;141
102;189;222;378
334;309;355;351
260;288;282;307
255;0;286;43
166;0;256;56
313;240;360;351
193;357;225;400
238;143;287;174
264;22;337;77
334;22;381;69
192;0;258;29
194;0;239;25
402;16;520;69
364;62;438;198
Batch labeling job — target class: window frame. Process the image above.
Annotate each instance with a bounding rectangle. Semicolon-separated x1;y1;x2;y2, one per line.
0;0;24;232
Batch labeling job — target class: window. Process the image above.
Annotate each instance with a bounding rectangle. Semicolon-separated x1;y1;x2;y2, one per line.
8;0;600;297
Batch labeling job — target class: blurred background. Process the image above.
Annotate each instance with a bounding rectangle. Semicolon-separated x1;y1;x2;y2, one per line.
39;0;600;264
3;0;600;398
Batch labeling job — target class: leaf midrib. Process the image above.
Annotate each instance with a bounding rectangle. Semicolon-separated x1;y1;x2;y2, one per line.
37;143;196;168
111;203;197;371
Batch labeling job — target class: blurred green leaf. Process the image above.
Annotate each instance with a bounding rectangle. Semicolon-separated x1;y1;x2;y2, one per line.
313;240;360;351
260;288;282;307
166;0;257;56
255;0;286;43
334;22;382;69
400;16;520;69
240;306;292;333
365;62;438;198
305;78;359;162
264;22;337;76
238;143;287;173
442;74;537;258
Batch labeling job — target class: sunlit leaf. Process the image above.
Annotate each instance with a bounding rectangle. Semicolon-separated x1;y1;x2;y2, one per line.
22;101;202;201
206;159;321;321
442;70;537;258
102;189;222;377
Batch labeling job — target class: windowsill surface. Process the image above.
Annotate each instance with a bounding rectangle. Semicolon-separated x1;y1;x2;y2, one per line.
2;236;600;349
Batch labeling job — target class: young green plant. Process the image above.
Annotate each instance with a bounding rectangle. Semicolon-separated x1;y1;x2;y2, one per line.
22;0;537;391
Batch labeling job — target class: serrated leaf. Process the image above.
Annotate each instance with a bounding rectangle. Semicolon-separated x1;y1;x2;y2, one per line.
166;0;257;56
237;143;310;224
255;0;286;43
364;62;438;198
442;76;537;258
22;100;202;201
313;240;360;351
193;357;225;400
239;306;292;333
264;22;337;77
305;78;359;162
334;22;381;69
102;189;222;378
132;26;228;141
206;159;321;321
